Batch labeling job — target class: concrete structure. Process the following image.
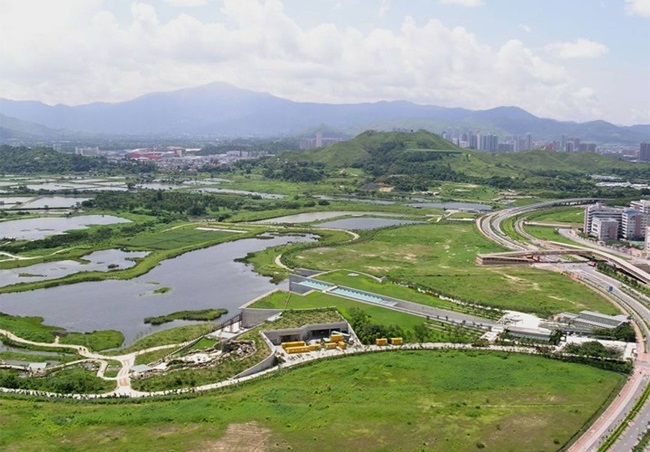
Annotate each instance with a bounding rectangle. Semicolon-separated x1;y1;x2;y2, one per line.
584;202;622;237
631;200;650;214
646;226;650;259
622;208;649;240
556;310;629;331
583;200;650;241
505;326;552;342
592;217;620;241
262;321;350;345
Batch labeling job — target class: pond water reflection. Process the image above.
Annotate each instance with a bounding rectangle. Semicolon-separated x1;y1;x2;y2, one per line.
0;215;129;240
0;249;148;288
0;235;314;345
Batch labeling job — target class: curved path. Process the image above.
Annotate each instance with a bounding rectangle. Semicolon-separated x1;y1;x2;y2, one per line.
0;327;187;397
0;331;546;400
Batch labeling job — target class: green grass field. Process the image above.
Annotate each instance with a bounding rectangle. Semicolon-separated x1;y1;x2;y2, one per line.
296;223;616;317
0;312;61;342
59;330;124;351
526;206;585;225
110;324;216;355
0;313;123;351
525;225;579;245
0;350;624;451
316;270;501;319
118;226;238;250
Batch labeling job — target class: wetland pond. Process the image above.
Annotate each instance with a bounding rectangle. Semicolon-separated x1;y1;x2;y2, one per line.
0;234;314;345
257;211;404;224
0;215;130;241
0;249;149;288
316;217;423;230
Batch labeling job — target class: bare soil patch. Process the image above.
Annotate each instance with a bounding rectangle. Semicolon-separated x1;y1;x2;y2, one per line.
199;422;273;452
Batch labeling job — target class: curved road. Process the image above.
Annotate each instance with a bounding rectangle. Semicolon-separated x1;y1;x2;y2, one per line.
477;199;650;451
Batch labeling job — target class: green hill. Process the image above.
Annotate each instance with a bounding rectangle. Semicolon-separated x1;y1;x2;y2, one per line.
277;130;647;194
290;129;462;167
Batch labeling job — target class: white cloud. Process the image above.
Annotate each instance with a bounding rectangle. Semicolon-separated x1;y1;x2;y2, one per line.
379;0;390;16
625;0;650;17
439;0;484;6
0;0;636;123
546;38;609;59
164;0;208;6
517;24;532;33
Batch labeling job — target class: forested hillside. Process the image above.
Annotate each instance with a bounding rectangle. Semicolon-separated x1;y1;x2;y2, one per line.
268;130;648;194
0;146;152;175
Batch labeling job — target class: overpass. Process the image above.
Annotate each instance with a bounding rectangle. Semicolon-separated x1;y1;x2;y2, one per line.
478;245;650;287
477;248;594;265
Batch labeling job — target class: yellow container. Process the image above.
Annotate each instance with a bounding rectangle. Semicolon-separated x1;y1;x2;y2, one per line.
309;344;321;351
338;341;346;350
390;337;403;345
375;338;388;346
281;341;305;350
324;342;338;349
286;346;311;354
330;333;344;342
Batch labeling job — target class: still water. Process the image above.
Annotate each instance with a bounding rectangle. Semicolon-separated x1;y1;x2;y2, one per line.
316;217;423;230
0;215;130;241
257;211;402;224
0;235;313;345
0;249;149;288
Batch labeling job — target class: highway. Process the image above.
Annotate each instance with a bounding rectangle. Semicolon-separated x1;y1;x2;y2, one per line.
476;199;650;451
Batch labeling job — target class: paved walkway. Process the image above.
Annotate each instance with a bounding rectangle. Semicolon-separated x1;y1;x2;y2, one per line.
0;324;542;400
0;327;188;397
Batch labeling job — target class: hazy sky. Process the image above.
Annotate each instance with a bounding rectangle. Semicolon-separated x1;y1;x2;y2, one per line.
1;0;649;125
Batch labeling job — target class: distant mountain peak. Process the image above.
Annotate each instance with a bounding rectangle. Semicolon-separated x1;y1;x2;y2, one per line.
0;83;647;143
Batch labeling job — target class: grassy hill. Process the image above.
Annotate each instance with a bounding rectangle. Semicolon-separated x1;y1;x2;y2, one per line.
279;130;647;194
290;129;462;167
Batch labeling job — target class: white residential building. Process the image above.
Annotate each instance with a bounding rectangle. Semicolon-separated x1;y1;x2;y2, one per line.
584;202;622;237
621;209;649;240
592;217;619;241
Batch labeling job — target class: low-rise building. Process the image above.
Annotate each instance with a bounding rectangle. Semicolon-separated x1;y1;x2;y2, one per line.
504;326;553;342
556;310;628;332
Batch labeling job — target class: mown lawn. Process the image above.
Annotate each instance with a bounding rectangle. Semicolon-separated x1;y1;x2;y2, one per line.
0;350;624;451
296;223;616;317
250;291;481;343
251;290;427;331
316;270;500;319
525;225;578;245
526;206;585;225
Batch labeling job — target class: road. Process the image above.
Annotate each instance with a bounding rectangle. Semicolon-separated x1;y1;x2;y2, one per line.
477;199;650;451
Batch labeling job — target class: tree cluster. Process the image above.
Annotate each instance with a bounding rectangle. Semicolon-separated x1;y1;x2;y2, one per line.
0;145;154;175
348;308;405;344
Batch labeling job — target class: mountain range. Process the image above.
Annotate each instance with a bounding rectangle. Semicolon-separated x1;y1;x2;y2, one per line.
1;82;648;144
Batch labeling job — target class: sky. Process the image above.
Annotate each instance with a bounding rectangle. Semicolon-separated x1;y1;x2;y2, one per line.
1;0;649;125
